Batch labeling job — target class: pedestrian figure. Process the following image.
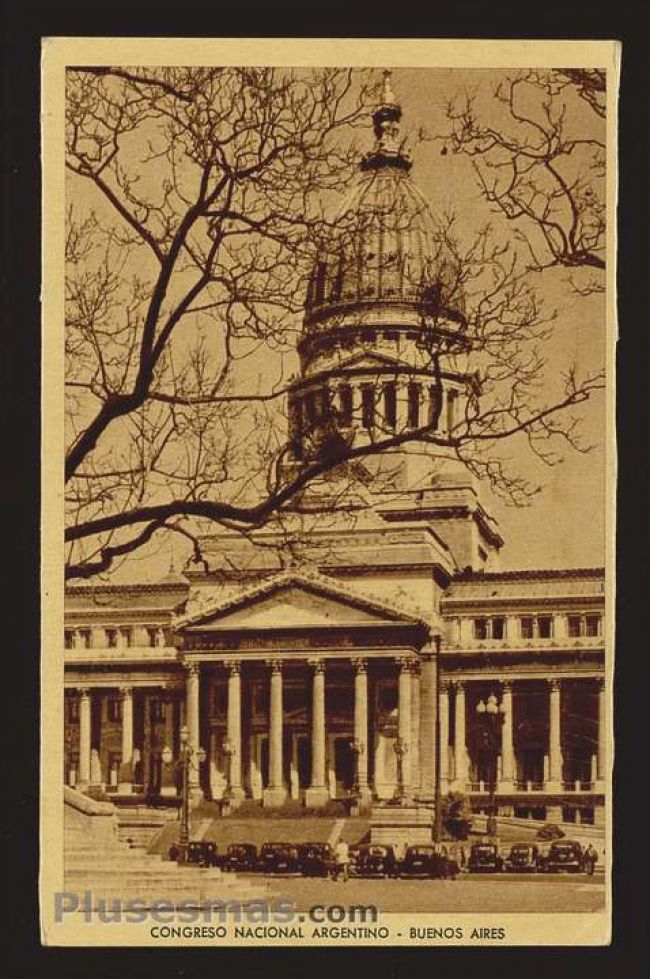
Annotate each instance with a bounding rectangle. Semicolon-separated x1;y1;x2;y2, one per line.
334;840;350;881
584;843;598;875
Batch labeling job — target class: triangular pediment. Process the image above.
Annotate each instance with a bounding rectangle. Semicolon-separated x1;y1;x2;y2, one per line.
335;351;406;373
178;572;424;633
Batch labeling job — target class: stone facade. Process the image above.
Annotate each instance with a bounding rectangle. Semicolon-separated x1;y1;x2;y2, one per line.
63;73;606;828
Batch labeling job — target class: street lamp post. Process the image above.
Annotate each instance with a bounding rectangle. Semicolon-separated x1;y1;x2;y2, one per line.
350;737;364;811
476;693;505;838
393;736;408;804
222;737;233;815
161;725;206;863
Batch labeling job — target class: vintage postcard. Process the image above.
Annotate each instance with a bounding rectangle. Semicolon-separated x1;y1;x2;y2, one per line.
41;37;619;947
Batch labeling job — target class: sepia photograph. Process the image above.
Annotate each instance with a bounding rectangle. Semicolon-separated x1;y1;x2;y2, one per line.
40;37;618;947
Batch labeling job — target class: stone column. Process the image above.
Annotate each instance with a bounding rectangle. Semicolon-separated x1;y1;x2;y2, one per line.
453;681;469;789
500;680;515;790
185;663;203;801
78;688;91;789
597;677;606;784
354;658;372;805
118;686;133;793
305;660;328;808
226;660;244;803
547;679;563;790
397;659;412;796
439;680;450;786
418;647;438;800
263;661;286;807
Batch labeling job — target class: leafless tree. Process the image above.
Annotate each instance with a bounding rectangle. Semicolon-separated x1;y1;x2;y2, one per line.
64;67;604;581
437;69;606;293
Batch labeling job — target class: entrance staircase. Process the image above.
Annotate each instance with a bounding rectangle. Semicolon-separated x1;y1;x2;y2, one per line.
64;788;271;910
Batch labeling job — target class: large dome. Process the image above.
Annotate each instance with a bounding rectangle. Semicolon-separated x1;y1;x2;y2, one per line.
303;73;466;333
305;165;465;319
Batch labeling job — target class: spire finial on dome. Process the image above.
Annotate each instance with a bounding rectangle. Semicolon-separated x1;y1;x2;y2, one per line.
361;69;411;172
381;68;397;107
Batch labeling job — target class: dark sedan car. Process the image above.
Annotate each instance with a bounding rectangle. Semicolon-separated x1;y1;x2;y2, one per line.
504;843;541;872
468;843;504;873
258;842;301;875
351;844;398;878
183;841;220;867
221;843;258;873
299;843;333;877
541;841;585;873
400;845;459;879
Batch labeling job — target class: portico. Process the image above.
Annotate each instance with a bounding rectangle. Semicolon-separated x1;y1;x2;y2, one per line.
175;571;432;808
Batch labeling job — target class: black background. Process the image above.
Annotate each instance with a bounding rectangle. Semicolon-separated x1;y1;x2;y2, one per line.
2;2;646;976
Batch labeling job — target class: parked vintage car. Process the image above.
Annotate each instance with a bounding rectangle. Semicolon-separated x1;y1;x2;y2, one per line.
540;840;585;873
258;842;301;875
182;841;220;867
400;845;459;879
221;843;258;873
504;843;541;872
351;844;398;878
299;843;334;877
467;842;504;873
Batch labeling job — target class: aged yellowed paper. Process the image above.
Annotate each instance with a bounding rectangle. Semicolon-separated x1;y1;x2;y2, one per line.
41;36;618;947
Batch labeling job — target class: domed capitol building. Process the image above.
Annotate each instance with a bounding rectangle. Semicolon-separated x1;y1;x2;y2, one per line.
63;74;606;831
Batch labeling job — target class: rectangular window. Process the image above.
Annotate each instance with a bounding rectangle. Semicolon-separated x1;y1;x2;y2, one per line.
427;385;440;427
147;627;158;647
383;382;397;428
150;698;165;723
212;685;227;715
492;617;505;640
407;382;420;428
106;628;118;648
121;627;133;648
65;630;74;649
107;698;122;723
521;617;534;639
474;618;488;640
538;616;553;639
361;385;375;429
339;385;353;425
447;388;458;432
567;615;582;638
585;614;601;637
